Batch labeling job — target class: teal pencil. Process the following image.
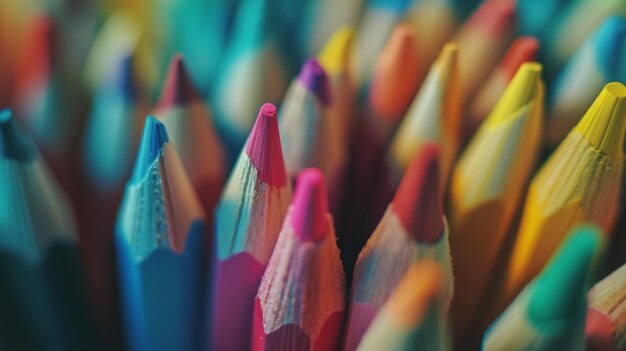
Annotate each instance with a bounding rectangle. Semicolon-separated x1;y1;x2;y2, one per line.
482;224;604;351
0;109;99;351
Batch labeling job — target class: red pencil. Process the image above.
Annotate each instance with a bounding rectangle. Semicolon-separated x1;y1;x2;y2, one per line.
251;168;346;351
343;143;454;351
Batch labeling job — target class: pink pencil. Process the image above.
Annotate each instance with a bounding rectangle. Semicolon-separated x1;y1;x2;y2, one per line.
210;103;292;351
252;168;346;351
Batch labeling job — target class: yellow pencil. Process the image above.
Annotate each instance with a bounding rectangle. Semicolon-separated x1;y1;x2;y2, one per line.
449;62;544;343
498;82;626;312
388;43;460;188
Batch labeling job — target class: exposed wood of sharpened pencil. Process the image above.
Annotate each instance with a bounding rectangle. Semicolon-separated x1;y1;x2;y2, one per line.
210;103;291;351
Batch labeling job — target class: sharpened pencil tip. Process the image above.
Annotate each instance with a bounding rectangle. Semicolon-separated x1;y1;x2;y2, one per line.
298;59;332;105
246;103;287;187
585;308;614;350
157;54;199;108
499;36;540;81
574;82;626;158
593;16;626;77
0;109;35;161
318;27;355;76
392;143;444;243
528;224;603;325
291;168;329;242
131;116;169;183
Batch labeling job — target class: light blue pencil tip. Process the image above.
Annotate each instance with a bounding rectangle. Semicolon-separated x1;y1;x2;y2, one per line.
593;16;626;77
131;116;169;183
0;109;36;161
528;224;603;325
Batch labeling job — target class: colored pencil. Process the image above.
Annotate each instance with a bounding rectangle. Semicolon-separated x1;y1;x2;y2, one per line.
318;27;357;149
279;59;346;212
154;54;226;219
468;36;540;138
251;168;346;351
212;0;288;154
498;82;626;312
115;117;206;351
83;51;145;192
356;260;450;351
369;24;420;121
449;62;544;343
546;16;626;148
210;103;292;351
81;48;145;350
343;144;454;351
482;225;604;351
352;0;412;90
0;109;98;351
585;263;626;351
389;43;460;187
454;0;516;102
83;12;142;94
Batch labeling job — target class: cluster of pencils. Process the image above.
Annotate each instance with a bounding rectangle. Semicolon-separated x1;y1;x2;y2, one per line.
1;0;626;350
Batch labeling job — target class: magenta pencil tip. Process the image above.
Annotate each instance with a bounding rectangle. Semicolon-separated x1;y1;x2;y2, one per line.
392;143;444;243
298;59;332;105
245;103;287;187
156;54;199;108
291;168;329;242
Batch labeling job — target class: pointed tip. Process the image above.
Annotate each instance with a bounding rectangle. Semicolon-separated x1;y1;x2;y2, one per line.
0;109;35;161
131;116;169;183
487;62;543;125
574;82;626;158
291;168;329;242
370;24;419;119
528;224;604;325
499;36;540;81
593;16;626;77
318;27;355;76
298;59;332;105
387;260;444;327
157;54;200;108
467;0;516;35
392;143;444;243
245;103;287;187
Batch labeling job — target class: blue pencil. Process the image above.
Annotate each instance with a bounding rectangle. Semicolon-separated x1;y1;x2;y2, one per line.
115;116;206;351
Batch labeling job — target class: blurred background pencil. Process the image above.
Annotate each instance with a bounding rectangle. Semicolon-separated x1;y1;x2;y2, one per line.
0;109;98;351
585;263;626;351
